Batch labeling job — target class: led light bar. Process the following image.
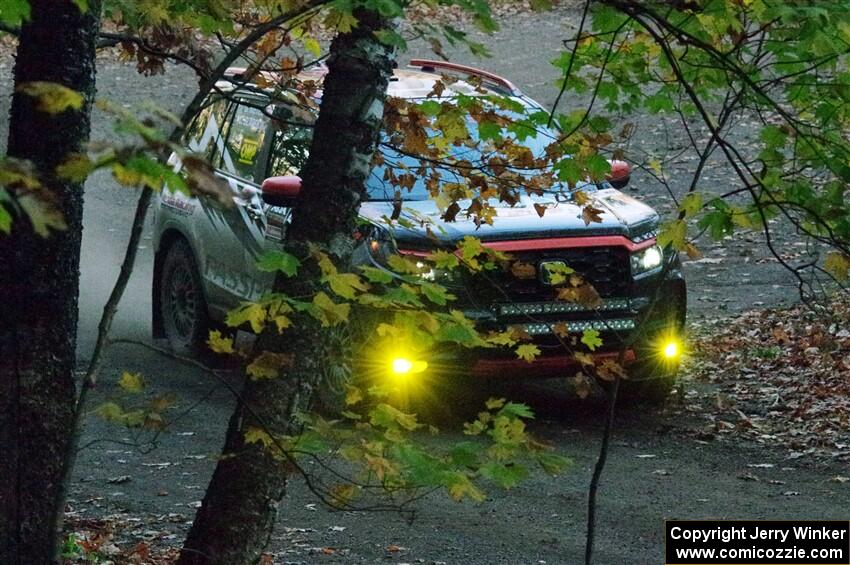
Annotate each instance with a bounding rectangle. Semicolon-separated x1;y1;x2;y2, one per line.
498;298;632;317
516;318;636;336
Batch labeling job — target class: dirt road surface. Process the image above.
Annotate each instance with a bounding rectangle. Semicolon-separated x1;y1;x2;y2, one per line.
1;5;842;564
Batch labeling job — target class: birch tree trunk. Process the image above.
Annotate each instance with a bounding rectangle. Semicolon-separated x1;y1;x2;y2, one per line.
178;9;396;564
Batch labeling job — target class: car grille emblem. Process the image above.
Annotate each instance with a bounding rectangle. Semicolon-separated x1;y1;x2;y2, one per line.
538;260;568;285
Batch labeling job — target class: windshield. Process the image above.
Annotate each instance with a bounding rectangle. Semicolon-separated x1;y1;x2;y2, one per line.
365;105;564;202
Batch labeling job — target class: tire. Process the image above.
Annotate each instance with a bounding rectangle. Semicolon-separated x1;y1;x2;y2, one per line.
159;238;211;358
619;362;678;405
618;294;685;405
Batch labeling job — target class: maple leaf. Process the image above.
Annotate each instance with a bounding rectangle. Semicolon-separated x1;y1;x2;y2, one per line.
311;292;351;327
510;261;537;279
596;359;626;381
118;372;145;394
207;330;235;355
246;351;293;380
581;329;603;351
824;251;850;282
571;372;593;399
552;322;570;338
16;81;84;114
581;204;604;225
515;343;541;362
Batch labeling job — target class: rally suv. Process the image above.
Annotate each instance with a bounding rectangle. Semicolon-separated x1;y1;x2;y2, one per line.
151;60;686;401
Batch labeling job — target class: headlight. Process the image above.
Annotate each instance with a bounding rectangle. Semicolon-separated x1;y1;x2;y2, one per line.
630;244;663;275
364;225;396;266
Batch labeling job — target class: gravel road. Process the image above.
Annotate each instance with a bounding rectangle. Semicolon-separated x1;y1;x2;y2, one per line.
1;5;841;563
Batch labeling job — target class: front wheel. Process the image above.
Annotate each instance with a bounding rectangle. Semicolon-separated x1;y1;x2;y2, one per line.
159;239;211;358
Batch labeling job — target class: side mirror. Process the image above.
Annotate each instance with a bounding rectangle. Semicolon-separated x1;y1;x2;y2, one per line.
606;160;631;189
261;175;301;207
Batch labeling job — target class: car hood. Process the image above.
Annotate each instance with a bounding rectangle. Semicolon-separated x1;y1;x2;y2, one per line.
358;188;659;248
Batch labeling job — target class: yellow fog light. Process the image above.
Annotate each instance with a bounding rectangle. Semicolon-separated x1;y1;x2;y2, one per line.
390;357;428;376
662;340;681;359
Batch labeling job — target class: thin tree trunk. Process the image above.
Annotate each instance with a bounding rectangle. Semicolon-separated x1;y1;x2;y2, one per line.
179;10;396;564
0;1;101;562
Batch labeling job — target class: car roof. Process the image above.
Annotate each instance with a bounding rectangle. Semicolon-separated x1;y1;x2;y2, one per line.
218;60;523;102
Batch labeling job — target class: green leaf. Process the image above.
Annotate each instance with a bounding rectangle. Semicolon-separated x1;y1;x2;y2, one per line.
656;219;687;251
256;250;300;277
537;452;573;475
0;0;30;26
374;28;406;49
16;82;84;114
498;402;535;420
419;281;454;305
581;329;602;351
369;403;420;432
0;202;10;234
480;462;528;489
359;265;394;284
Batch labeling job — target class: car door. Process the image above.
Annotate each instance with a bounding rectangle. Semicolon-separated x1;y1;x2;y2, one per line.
250;108;314;293
194;96;272;313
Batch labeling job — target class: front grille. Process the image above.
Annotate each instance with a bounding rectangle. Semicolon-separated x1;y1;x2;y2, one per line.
453;245;636;350
461;246;631;307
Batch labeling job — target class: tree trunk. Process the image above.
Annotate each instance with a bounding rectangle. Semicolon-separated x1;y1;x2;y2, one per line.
179;10;396;564
0;1;101;563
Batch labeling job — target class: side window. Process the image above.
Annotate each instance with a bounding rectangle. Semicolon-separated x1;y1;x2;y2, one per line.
266;120;312;178
219;101;268;181
184;97;229;162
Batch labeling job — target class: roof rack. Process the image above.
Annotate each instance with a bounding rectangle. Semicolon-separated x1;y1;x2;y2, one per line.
407;59;521;95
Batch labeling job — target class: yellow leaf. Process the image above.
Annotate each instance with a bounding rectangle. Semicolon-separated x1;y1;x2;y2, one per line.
485;397;506;410
486;331;517;347
55;153;93;182
246;351;293;380
118;372;145;393
325;272;369;299
244;426;275;449
17;193;66;236
345;386;363;406
515;344;541;363
824;251;850;282
447;473;486;502
312;292;350;327
16;82;84;114
111;163;143;187
657;219;687;251
226;302;267;334
207;330;234;355
96;402;124;422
